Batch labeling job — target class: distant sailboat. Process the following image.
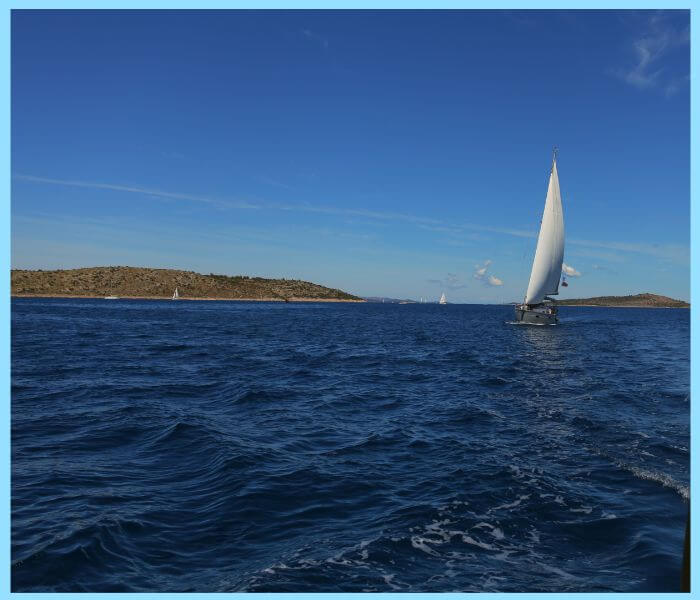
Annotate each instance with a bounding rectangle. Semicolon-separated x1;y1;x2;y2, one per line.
514;150;565;325
172;287;180;300
439;292;447;305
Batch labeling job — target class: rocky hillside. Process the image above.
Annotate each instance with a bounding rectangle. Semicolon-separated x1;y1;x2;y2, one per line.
558;293;688;308
11;267;363;301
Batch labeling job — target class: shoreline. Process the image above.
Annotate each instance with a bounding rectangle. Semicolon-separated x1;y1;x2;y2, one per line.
11;294;365;303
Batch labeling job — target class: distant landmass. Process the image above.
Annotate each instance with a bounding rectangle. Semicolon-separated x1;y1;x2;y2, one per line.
557;293;688;308
11;267;364;302
363;296;419;304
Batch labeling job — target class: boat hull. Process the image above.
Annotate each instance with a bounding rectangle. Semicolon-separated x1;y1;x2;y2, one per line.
514;307;558;325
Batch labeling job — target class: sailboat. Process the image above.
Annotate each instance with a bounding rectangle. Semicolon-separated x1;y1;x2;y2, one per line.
172;287;180;300
439;292;447;305
515;150;564;325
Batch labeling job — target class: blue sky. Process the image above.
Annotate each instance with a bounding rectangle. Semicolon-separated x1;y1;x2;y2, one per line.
11;9;689;302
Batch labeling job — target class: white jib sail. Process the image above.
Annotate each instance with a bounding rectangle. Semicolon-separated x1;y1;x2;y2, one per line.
524;159;564;305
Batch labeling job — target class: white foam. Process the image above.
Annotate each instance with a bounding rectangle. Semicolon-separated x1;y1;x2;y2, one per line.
625;464;689;500
491;494;530;511
472;522;505;540
540;563;582;580
410;536;441;556
569;506;593;514
461;535;496;551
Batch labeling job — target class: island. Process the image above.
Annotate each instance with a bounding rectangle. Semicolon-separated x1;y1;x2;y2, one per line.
557;293;688;308
11;266;364;302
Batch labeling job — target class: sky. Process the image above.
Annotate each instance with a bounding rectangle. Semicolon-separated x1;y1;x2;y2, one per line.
11;9;690;302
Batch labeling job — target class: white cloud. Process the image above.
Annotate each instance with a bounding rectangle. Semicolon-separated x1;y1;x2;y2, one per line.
473;259;492;280
562;262;581;277
473;260;503;286
614;12;689;95
488;275;503;286
13;174;258;210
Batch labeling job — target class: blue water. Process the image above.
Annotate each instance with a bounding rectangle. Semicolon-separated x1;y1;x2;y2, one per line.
11;298;689;592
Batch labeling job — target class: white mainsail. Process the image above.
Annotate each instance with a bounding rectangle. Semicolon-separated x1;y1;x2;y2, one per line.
524;158;564;305
439;292;447;304
172;287;179;300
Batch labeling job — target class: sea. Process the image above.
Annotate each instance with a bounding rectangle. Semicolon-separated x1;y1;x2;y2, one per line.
11;298;690;593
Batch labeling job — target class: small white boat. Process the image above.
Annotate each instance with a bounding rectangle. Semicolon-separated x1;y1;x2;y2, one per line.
172;287;180;300
104;295;119;300
439;292;447;305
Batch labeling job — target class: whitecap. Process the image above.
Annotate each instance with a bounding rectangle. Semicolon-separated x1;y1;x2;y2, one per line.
623;464;689;500
491;494;530;511
410;536;441;556
461;535;496;551
569;506;593;514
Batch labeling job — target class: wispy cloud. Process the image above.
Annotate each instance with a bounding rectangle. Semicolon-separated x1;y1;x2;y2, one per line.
613;11;689;95
15;173;688;265
428;272;467;291
301;28;329;50
257;175;295;190
13;174;259;210
562;262;581;277
568;236;688;263
273;201;444;227
592;263;619;274
567;247;626;263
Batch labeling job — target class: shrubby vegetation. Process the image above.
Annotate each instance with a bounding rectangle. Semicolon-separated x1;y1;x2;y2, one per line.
558;293;688;308
11;267;362;301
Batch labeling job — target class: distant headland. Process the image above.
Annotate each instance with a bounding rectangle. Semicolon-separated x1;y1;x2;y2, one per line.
11;267;364;302
557;293;688;308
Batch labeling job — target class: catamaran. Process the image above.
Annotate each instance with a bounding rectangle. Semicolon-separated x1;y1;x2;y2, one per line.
514;150;565;325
